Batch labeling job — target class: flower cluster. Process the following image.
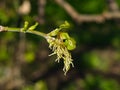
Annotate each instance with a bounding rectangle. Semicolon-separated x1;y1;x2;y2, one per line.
47;36;74;75
46;21;76;75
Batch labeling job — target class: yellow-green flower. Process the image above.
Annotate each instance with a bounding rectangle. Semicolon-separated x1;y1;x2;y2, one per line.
47;35;74;75
46;21;76;75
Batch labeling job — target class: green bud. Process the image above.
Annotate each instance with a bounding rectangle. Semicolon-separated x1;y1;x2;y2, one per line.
48;28;60;36
60;32;70;40
28;22;38;31
22;21;29;31
65;38;76;50
59;21;70;29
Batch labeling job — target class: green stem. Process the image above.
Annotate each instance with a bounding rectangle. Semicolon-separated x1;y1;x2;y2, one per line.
3;26;48;39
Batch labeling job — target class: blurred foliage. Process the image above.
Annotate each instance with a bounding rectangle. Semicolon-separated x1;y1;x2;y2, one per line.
0;0;120;90
83;74;120;90
67;0;107;14
22;80;48;90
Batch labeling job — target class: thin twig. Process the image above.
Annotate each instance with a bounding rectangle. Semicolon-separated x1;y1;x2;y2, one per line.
0;25;47;38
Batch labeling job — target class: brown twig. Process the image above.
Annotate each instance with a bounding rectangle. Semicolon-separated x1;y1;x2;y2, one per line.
55;0;120;23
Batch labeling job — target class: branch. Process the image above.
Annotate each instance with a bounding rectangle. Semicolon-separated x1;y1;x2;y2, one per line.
55;0;120;23
0;21;76;75
0;25;47;38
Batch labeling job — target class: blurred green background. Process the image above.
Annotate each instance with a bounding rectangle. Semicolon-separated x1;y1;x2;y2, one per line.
0;0;120;90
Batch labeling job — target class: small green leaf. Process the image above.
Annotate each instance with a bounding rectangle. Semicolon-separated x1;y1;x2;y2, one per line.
65;38;76;50
59;21;70;29
60;32;76;50
60;32;70;39
48;21;70;37
22;21;29;31
28;22;38;31
48;28;60;36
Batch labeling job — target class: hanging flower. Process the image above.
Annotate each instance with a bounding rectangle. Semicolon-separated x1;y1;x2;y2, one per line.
46;21;76;75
